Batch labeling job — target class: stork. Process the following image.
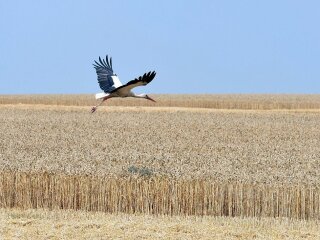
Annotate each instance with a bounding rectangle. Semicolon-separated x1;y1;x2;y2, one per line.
91;55;156;113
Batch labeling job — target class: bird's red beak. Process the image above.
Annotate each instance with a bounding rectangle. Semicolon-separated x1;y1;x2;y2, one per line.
146;95;156;102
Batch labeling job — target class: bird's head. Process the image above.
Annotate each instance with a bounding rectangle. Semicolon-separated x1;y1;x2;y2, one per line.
145;94;156;102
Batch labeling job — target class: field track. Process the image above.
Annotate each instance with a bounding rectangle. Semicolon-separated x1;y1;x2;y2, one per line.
2;104;320;113
1;208;319;240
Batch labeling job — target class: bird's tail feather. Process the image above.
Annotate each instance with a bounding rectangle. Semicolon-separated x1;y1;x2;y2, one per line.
95;92;109;100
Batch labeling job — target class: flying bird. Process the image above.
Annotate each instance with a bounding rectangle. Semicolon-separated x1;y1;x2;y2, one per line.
91;55;156;113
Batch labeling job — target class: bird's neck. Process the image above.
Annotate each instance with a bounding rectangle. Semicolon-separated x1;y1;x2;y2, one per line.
133;93;146;98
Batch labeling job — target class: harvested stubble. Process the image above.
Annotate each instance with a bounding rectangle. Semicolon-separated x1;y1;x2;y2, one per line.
0;171;319;219
1;94;320;109
2;209;320;240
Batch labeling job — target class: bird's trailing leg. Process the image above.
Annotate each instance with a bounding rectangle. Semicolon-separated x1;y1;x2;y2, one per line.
91;102;101;113
91;96;110;113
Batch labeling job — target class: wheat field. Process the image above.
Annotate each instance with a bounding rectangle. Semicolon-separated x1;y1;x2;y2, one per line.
1;103;319;185
1;95;320;238
1;94;320;109
1;172;320;219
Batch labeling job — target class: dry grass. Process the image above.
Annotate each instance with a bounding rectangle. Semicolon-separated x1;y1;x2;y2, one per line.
1;94;320;109
1;208;319;240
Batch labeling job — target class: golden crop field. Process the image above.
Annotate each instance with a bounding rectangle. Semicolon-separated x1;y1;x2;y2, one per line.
1;94;320;109
1;95;320;238
1;103;319;185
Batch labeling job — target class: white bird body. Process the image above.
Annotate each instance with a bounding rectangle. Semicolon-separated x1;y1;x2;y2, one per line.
91;55;156;112
95;91;145;100
95;92;109;99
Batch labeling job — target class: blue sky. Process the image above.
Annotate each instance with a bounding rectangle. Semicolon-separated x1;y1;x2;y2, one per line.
1;0;319;94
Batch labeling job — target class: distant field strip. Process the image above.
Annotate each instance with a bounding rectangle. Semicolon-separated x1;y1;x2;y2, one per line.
1;94;320;109
0;172;319;219
3;104;320;114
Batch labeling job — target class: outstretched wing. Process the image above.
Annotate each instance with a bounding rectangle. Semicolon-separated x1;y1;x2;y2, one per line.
112;71;156;95
93;55;122;93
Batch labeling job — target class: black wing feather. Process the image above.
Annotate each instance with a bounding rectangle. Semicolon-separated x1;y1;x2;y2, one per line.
93;55;121;93
102;58;108;68
111;71;156;93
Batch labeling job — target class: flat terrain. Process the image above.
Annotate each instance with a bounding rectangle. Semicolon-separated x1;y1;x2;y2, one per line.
1;94;320;109
1;95;320;238
1;208;319;240
0;104;320;185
